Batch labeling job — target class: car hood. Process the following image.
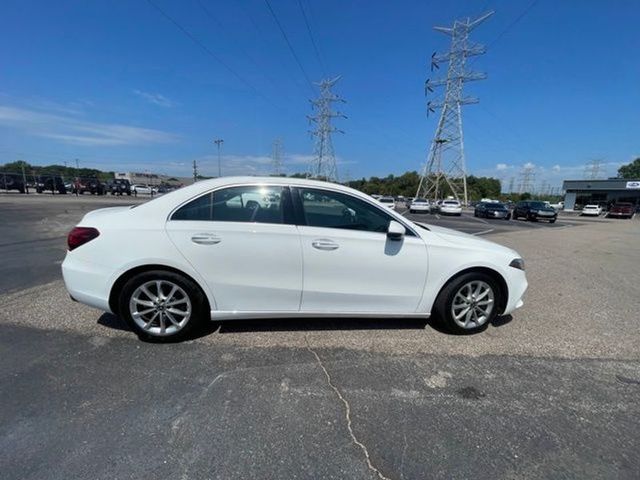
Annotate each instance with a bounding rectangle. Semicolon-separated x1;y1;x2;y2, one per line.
413;222;518;256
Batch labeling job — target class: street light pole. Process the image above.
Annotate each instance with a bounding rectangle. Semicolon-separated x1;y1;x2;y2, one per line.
214;139;224;177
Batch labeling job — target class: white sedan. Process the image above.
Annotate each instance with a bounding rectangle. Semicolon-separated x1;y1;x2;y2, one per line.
581;204;602;216
62;177;527;341
378;196;396;210
409;198;430;213
440;200;463;216
131;184;157;195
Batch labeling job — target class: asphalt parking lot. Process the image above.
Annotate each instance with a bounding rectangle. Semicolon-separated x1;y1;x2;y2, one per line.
1;194;639;480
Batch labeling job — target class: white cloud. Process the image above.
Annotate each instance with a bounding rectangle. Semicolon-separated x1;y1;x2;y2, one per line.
133;90;176;108
180;152;352;177
495;163;509;171
0;105;177;146
523;162;535;169
552;164;561;172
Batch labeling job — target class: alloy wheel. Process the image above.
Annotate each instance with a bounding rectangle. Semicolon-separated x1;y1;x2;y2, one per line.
450;280;495;329
129;280;192;337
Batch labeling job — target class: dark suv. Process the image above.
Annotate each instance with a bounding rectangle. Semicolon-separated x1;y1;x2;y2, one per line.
107;179;132;196
72;177;106;195
1;173;26;193
36;175;67;194
513;200;557;223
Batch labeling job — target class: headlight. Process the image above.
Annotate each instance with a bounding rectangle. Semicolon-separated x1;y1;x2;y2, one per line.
509;258;525;271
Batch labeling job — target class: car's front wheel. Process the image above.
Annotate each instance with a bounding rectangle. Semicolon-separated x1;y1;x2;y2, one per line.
433;272;500;334
118;270;207;342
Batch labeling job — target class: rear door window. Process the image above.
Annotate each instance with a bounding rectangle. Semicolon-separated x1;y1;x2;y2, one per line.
171;185;293;224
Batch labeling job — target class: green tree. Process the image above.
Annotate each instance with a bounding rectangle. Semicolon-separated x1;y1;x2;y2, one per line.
617;158;640;179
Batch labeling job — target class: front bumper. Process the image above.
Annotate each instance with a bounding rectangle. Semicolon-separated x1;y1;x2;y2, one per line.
503;269;528;316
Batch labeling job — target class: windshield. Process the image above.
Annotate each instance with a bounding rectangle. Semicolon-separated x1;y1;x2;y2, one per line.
414;198;427;203
379;197;394;203
443;201;459;205
529;201;547;209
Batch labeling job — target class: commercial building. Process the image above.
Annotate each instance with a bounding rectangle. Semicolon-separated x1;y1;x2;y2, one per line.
562;178;640;210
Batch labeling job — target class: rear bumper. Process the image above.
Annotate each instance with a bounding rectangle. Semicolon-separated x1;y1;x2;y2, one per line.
61;254;113;313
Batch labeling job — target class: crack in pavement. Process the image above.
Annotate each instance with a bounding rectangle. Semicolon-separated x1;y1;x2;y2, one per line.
305;335;392;480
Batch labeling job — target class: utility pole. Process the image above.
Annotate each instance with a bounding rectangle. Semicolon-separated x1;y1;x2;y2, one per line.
214;139;224;177
584;159;603;179
417;11;493;205
518;164;535;194
272;138;284;176
508;177;515;195
192;159;198;183
308;76;346;182
75;158;79;180
20;160;28;194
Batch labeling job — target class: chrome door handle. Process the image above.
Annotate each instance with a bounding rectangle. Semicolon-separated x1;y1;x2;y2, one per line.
191;234;221;245
311;239;339;251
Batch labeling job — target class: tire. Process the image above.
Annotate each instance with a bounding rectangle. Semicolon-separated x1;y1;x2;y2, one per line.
409;209;414;213
549;219;556;224
433;272;500;334
118;270;207;342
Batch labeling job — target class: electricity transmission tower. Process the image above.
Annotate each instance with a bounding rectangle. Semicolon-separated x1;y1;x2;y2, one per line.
584;159;604;179
417;11;493;205
308;76;346;182
272;138;284;176
518;164;535;193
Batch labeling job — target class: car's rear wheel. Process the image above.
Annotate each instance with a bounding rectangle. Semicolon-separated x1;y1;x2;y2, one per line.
118;270;206;342
433;272;500;334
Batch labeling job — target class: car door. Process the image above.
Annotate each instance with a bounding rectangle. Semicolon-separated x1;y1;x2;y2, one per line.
293;187;429;313
165;184;302;312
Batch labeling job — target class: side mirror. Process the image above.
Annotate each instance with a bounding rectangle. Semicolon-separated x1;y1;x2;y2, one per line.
387;220;406;241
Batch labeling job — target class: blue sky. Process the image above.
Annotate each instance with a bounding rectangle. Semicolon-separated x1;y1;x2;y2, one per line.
0;0;638;187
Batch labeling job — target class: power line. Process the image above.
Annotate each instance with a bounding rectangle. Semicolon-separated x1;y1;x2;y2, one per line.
297;0;326;76
196;0;281;91
264;0;316;94
145;0;276;107
487;0;539;49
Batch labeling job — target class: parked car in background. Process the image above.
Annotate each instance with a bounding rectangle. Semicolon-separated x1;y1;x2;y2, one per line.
512;201;557;223
581;204;602;216
440;200;462;216
475;202;511;219
550;201;564;211
607;202;635;219
36;176;67;194
107;179;132;196
73;177;105;195
378;196;396;210
131;184;157;195
408;198;430;213
62;176;528;341
0;172;26;193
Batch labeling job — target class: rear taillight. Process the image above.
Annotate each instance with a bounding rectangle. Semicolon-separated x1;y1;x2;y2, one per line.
67;227;100;251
